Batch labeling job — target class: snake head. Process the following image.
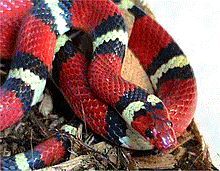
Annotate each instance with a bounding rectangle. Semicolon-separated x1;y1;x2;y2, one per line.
132;113;177;152
122;95;177;151
146;95;177;151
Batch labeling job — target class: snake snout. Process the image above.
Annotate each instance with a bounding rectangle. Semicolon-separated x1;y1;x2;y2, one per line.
153;119;177;152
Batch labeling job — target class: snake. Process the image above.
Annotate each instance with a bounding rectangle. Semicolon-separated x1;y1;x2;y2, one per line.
0;0;197;170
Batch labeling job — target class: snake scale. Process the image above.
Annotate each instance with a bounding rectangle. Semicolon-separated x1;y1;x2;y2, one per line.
0;0;197;170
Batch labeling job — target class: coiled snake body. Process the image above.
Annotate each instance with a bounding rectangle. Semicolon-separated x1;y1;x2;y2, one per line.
0;0;197;170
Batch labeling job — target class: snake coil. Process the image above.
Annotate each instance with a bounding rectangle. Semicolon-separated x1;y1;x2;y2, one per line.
0;0;197;170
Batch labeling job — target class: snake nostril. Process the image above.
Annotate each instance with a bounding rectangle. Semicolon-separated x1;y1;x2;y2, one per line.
145;128;154;138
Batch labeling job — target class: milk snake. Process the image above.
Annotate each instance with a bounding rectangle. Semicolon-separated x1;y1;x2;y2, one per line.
0;0;197;170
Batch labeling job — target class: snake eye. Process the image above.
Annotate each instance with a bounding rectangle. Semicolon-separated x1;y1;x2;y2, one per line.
168;121;173;127
145;128;154;138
